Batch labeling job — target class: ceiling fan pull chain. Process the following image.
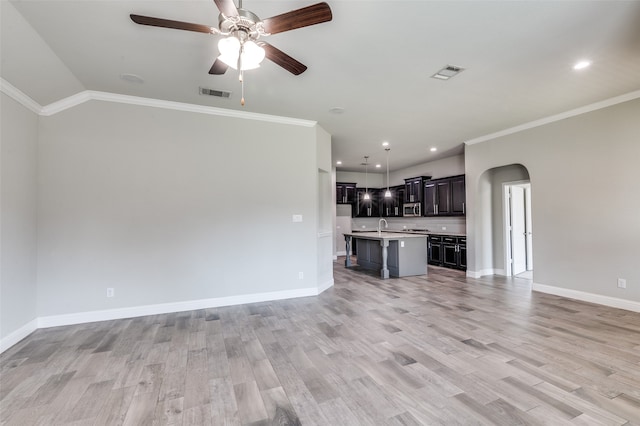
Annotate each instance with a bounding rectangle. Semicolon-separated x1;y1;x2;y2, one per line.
240;70;245;106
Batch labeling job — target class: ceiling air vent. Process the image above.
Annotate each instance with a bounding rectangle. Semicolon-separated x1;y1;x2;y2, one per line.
199;87;232;98
431;65;465;80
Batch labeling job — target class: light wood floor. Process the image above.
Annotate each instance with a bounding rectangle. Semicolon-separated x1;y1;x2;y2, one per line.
2;261;640;425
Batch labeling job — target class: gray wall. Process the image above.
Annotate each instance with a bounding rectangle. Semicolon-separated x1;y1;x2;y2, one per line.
466;98;640;302
389;154;465;186
0;93;39;341
34;100;327;318
336;154;465;188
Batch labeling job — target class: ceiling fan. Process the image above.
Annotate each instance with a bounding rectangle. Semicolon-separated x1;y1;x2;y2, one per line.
130;0;332;104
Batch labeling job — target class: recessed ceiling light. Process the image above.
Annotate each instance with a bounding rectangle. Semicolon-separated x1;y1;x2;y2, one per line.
336;161;342;165
375;164;381;168
120;73;144;84
573;60;591;70
329;107;345;114
430;147;437;152
382;141;389;147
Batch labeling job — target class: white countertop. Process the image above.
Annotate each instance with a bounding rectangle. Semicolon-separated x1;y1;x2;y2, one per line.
344;231;428;240
349;230;466;237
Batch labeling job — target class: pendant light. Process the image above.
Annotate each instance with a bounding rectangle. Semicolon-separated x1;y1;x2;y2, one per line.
363;156;370;200
384;147;392;198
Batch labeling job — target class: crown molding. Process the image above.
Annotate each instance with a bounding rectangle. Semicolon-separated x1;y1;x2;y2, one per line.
465;89;640;146
1;78;317;127
0;78;43;114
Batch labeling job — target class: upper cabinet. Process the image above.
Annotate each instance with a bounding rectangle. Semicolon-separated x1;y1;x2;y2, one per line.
450;175;466;215
381;185;405;217
355;188;380;218
424;175;466;216
404;176;430;203
336;175;465;217
336;182;357;204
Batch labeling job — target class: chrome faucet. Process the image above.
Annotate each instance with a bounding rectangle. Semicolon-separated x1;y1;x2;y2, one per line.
378;218;388;234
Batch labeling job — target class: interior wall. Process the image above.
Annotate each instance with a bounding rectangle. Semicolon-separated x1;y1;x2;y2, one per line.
335;171;384;188
316;125;333;286
388;154;465;186
0;93;39;343
36;100;324;318
336;154;465;189
466;97;640;303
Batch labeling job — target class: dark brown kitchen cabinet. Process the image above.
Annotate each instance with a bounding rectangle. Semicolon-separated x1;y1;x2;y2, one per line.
404;176;431;204
429;235;466;270
450;176;466;215
381;185;405;217
442;236;466;270
355;188;379;217
336;182;357;204
424;175;466;216
427;236;443;266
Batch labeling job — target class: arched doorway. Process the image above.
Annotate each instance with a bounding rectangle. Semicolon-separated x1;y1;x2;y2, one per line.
475;164;532;278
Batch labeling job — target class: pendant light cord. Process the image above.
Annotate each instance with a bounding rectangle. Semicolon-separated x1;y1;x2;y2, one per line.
385;148;391;196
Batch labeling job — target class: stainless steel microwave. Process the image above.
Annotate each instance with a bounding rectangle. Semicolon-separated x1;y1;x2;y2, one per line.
403;203;421;217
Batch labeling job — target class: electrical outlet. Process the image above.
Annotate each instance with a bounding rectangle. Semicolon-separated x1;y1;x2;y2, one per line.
617;278;627;289
298;272;304;279
106;288;114;298
292;214;303;222
400;241;405;248
442;226;447;231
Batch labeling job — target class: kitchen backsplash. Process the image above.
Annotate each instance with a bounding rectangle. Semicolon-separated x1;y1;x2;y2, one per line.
350;216;466;235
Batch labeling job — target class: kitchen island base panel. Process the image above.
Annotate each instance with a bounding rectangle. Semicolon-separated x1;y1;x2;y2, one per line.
344;233;427;278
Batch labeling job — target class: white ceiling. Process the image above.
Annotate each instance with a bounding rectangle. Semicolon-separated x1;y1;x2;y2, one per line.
5;0;640;172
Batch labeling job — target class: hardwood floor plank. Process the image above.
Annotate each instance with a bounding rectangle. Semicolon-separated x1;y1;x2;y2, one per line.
152;396;184;426
2;262;640;425
260;386;300;425
233;381;267;424
93;385;136;426
209;377;240;426
66;379;115;421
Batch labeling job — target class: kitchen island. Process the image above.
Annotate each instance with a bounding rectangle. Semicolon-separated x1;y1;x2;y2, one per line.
344;232;427;279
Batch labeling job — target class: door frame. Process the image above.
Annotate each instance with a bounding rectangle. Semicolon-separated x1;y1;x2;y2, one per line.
502;180;532;276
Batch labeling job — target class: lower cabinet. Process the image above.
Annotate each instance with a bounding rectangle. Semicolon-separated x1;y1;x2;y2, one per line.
428;235;466;271
427;236;443;266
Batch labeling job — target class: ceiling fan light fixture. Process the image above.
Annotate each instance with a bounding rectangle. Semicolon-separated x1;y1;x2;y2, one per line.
242;40;266;67
217;37;265;70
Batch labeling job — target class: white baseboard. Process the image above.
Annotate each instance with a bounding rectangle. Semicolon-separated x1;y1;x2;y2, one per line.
0;318;38;354
336;250;347;256
533;283;640;313
2;287;329;353
466;269;497;278
37;287;323;329
318;279;334;294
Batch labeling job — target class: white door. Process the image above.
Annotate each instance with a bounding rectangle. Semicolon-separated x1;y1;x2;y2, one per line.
511;186;527;275
524;185;533;270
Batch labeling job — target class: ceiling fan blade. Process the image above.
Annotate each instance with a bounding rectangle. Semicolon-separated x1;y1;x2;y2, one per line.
261;43;307;75
213;0;238;18
261;2;332;35
209;58;229;75
130;14;217;34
